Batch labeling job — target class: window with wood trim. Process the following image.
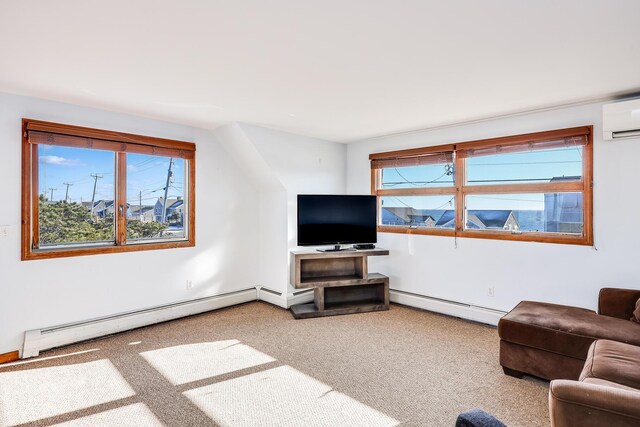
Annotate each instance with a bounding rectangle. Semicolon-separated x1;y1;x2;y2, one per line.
370;126;593;245
21;119;196;260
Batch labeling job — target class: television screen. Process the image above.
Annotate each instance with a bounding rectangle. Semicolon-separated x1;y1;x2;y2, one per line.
297;195;377;246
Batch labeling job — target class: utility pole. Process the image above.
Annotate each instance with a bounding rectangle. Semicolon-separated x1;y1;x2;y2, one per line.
161;158;174;224
47;187;57;202
63;182;73;202
89;174;103;216
139;191;143;221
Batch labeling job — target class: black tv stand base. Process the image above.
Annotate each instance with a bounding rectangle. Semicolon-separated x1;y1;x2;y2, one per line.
317;245;355;252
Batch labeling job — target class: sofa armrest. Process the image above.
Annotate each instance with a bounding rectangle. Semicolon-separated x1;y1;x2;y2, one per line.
550;380;640;427
598;288;640;320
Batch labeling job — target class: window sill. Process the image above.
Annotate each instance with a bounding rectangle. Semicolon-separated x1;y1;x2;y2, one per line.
23;239;194;261
377;226;592;246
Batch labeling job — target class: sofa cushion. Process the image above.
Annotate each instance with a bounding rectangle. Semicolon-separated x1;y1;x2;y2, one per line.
499;301;640;360
582;378;639;392
579;340;640;390
632;298;640;324
598;288;640;320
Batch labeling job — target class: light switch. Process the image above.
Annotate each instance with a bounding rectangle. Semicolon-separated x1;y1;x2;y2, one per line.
0;225;9;239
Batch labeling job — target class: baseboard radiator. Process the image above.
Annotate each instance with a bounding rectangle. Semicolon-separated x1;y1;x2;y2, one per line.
21;287;504;359
256;286;314;309
390;289;506;326
22;288;258;358
256;286;286;308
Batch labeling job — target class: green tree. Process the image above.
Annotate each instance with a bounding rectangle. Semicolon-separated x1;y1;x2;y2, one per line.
126;219;167;239
39;196;112;244
39;196;167;245
168;211;182;225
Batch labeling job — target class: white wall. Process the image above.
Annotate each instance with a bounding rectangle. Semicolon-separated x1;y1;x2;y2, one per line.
0;92;261;354
6;90;635;354
347;101;640;313
209;123;288;299
238;123;347;295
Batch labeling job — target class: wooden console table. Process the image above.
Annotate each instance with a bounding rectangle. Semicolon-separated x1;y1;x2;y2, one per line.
289;249;390;319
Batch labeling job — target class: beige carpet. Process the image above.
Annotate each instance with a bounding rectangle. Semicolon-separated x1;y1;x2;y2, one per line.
0;302;549;426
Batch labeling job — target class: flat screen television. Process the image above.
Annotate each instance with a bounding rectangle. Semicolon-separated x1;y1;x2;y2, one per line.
297;194;377;248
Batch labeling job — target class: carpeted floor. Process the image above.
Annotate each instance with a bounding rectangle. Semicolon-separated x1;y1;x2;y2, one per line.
0;302;549;427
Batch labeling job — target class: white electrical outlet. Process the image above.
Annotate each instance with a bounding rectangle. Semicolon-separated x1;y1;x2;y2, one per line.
488;286;495;297
0;225;9;239
186;280;193;289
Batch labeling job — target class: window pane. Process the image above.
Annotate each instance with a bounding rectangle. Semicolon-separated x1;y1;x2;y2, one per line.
380;196;456;228
381;163;455;189
126;154;187;241
466;146;583;185
465;193;583;234
38;145;115;246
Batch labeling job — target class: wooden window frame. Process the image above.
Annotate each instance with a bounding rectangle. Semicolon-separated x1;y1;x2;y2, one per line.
370;126;593;246
21;118;196;260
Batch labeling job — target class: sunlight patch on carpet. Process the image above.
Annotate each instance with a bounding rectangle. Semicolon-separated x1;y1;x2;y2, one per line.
184;365;400;427
51;403;162;427
0;359;135;426
140;340;275;385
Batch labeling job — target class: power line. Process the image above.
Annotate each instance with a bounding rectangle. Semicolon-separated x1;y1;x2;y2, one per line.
129;157;157;168
469;195;542;203
467;177;577;183
385;165;454;188
389;196;455;211
467;160;581;166
128;163;164;174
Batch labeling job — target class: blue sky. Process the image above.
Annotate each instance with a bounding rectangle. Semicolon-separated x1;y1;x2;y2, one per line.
381;146;582;210
38;145;185;206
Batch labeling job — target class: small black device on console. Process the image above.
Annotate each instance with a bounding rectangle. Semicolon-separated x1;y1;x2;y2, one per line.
353;244;375;250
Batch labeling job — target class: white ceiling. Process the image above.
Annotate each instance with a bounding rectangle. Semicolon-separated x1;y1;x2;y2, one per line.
1;0;639;142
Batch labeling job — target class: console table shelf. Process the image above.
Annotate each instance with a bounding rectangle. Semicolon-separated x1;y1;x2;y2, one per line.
289;249;389;319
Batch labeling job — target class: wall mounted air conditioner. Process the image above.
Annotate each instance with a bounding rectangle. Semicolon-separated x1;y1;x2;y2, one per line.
603;98;640;140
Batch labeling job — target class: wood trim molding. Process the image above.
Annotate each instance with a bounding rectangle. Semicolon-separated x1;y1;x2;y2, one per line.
369;126;590;161
25;119;196;152
369;144;456;161
116;152;127;246
21;119;197;261
377;226;455;237
376;187;456;197
24;240;195;260
0;351;19;364
187;153;196;247
462;181;583;195
21;121;33;259
377;226;589;245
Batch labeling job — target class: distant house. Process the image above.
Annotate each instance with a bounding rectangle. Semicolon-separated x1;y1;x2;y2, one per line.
381;207;443;228
381;207;436;227
155;197;184;224
423;216;437;228
382;207;412;224
381;207;408;225
435;210;519;230
129;205;155;223
82;200;115;219
434;210;455;228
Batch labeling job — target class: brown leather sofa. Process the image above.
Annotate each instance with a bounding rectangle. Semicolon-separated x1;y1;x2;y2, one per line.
549;339;640;426
498;288;640;381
